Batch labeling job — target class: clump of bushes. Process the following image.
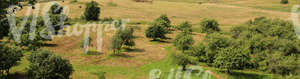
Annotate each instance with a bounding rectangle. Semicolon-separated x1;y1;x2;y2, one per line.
82;1;101;21
27;50;74;79
179;17;300;74
199;18;220;33
145;15;171;41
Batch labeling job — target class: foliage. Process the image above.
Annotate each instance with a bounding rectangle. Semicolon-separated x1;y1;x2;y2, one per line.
191;43;207;62
259;52;298;75
98;72;106;79
213;47;251;73
8;16;50;50
49;3;64;14
0;0;20;39
200;18;220;33
173;31;194;53
280;0;288;4
176;21;192;33
110;34;123;55
27;50;74;79
155;14;171;29
204;33;233;63
173;53;191;71
0;44;23;76
145;21;168;41
82;1;101;21
229;17;300;75
110;27;135;55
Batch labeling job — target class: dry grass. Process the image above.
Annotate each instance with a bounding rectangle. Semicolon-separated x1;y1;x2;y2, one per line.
11;0;295;78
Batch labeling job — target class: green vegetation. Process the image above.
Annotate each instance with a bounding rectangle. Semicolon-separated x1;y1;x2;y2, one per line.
200;19;220;33
0;44;23;76
280;0;288;4
176;21;192;33
111;27;135;55
27;50;73;79
82;1;101;21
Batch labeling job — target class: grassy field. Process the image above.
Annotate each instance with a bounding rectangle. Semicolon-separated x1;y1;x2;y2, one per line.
10;0;300;79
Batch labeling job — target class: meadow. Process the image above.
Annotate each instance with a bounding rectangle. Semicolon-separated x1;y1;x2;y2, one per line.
6;0;300;79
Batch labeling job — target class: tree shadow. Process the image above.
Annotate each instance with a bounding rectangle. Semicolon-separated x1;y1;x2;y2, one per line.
123;48;145;53
109;53;133;58
150;40;171;43
41;43;57;47
228;71;269;79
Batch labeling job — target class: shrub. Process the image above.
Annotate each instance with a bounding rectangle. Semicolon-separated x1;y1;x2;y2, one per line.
200;19;220;33
281;0;288;4
49;3;63;14
98;72;106;79
213;47;250;73
173;31;194;53
0;44;23;76
27;50;73;79
176;21;192;33
145;21;168;41
155;14;171;29
82;1;101;21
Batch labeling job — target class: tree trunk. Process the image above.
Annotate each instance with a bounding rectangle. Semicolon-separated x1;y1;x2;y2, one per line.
182;65;187;71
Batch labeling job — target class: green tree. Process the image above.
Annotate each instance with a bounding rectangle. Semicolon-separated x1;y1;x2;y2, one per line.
213;47;250;73
200;19;220;33
49;3;64;14
0;44;23;76
0;0;20;39
82;1;101;21
110;27;136;55
191;43;207;62
204;33;233;63
174;53;192;71
145;21;168;41
281;0;288;4
27;50;74;79
176;21;192;33
155;14;171;29
173;31;194;53
110;35;123;55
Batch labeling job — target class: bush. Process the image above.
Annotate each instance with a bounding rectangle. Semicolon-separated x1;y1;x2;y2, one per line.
82;1;101;21
281;0;288;4
27;50;74;79
145;21;168;41
155;14;171;29
49;3;63;14
213;47;250;73
173;31;194;53
0;44;23;76
200;19;220;33
176;21;192;33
